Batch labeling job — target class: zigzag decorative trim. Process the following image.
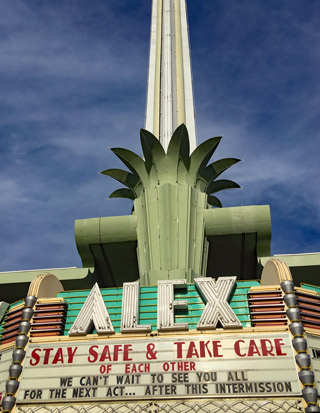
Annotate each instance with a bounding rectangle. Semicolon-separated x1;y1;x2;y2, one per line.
17;398;303;413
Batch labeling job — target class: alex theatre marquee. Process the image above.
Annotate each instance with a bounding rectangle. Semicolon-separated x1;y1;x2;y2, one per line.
2;271;320;413
19;334;299;402
1;0;320;411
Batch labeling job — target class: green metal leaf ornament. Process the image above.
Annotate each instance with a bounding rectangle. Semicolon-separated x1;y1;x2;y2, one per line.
207;195;222;208
188;137;221;185
109;188;136;200
200;158;241;184
140;129;166;182
102;124;241;207
111;148;148;186
167;124;190;169
207;179;241;195
140;129;165;162
100;168;139;191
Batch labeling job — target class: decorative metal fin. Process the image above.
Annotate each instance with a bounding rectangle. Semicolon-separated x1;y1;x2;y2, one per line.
167;124;190;168
199;158;241;186
103;125;241;203
140;129;166;171
207;195;222;208
100;168;139;189
206;179;241;195
109;188;136;200
111;147;148;184
188;137;221;185
0;301;9;324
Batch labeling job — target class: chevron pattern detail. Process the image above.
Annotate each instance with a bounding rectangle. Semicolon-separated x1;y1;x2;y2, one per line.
17;398;303;413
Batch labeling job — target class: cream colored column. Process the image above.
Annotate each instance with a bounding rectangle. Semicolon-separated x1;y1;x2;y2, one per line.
145;0;160;135
174;0;185;127
153;0;162;138
145;0;197;152
160;0;173;150
180;0;196;152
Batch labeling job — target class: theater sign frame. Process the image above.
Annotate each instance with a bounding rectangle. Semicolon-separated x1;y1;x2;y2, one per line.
1;263;319;413
1;0;320;411
14;278;300;403
17;333;300;403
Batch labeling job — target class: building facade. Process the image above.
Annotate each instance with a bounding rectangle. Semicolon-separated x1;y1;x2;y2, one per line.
1;1;320;413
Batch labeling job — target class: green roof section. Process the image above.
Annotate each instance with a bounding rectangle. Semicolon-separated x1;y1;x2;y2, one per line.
204;205;271;259
57;280;260;334
0;267;95;303
262;253;320;267
75;215;137;269
261;253;320;286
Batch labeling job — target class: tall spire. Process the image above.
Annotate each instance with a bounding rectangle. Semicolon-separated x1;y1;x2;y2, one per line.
145;0;197;152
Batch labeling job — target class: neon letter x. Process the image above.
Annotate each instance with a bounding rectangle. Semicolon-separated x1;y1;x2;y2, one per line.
195;277;242;329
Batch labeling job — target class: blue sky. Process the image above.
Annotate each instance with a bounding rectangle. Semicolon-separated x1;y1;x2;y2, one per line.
0;0;319;271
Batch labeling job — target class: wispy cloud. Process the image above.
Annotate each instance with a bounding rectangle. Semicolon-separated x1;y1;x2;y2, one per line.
190;0;320;254
0;0;319;271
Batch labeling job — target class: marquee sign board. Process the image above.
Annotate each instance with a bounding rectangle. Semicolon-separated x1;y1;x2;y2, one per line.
17;332;300;403
68;278;242;336
0;349;13;406
306;333;320;393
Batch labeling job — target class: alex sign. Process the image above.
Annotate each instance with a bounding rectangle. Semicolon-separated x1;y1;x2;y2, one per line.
69;277;242;336
17;333;300;403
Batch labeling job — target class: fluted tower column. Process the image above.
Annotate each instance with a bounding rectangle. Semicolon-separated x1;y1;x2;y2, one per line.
145;0;197;152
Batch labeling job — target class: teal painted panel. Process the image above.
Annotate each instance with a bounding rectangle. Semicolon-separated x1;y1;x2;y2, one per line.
139;299;159;306
175;297;204;304
58;280;259;335
140;303;157;310
8;300;24;310
301;284;320;294
235;315;251;322
231;289;253;296
232;293;254;300
233;308;250;316
235;281;260;288
139;286;158;293
230;301;249;308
